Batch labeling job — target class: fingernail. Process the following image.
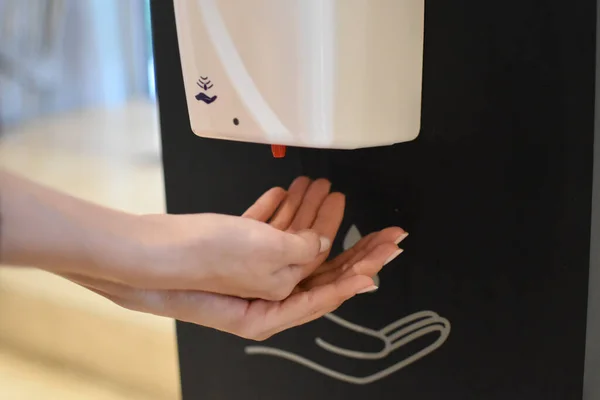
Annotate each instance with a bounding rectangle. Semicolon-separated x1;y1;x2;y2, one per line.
395;232;409;244
319;236;331;252
384;249;403;266
357;285;379;294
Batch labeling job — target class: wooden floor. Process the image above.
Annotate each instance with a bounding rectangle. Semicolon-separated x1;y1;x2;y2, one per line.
0;346;151;400
0;100;180;400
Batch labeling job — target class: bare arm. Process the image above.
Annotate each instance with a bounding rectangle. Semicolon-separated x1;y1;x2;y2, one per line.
0;170;338;297
0;171;398;339
0;169;144;280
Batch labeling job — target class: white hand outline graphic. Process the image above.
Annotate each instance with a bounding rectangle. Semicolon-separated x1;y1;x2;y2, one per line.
245;225;451;385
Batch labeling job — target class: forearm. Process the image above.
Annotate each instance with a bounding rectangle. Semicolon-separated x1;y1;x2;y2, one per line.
0;169;145;278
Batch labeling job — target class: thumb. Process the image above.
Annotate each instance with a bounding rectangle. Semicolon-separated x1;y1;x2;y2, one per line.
283;229;331;265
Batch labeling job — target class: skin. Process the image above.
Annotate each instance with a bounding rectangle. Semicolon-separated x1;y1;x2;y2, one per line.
0;171;406;340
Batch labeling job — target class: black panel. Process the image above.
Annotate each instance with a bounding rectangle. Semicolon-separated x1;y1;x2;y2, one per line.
151;1;597;399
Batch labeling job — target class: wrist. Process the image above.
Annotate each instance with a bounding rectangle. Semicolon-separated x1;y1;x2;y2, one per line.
115;213;216;290
80;211;160;284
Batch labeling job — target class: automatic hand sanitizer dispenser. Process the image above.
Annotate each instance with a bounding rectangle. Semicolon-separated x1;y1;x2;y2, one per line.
173;0;425;157
156;0;600;398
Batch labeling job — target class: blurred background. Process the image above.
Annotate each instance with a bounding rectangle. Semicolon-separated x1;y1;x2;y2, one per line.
0;0;180;399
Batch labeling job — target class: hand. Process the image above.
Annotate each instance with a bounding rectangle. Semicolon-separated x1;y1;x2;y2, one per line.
59;178;406;340
242;177;407;292
0;170;405;340
60;270;375;341
119;201;335;301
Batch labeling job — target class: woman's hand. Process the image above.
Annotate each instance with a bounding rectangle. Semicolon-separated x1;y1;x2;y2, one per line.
242;177;407;292
60;177;407;340
129;211;332;301
61;271;375;341
122;177;406;301
0;169;407;340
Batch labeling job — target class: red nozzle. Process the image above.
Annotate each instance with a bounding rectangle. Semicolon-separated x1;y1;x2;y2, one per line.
271;144;286;158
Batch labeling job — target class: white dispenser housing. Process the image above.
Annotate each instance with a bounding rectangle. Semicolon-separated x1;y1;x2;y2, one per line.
174;0;425;151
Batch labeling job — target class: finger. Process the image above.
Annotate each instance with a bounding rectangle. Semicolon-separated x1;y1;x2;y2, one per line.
310;192;345;240
313;227;405;275
246;275;375;340
242;187;287;222
337;228;405;271
305;231;376;278
280;229;331;266
288;179;332;232
284;192;346;282
301;243;401;290
287;230;378;293
269;177;312;230
317;230;381;273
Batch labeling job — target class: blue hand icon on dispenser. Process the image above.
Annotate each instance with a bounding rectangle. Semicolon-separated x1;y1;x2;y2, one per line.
195;77;217;104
